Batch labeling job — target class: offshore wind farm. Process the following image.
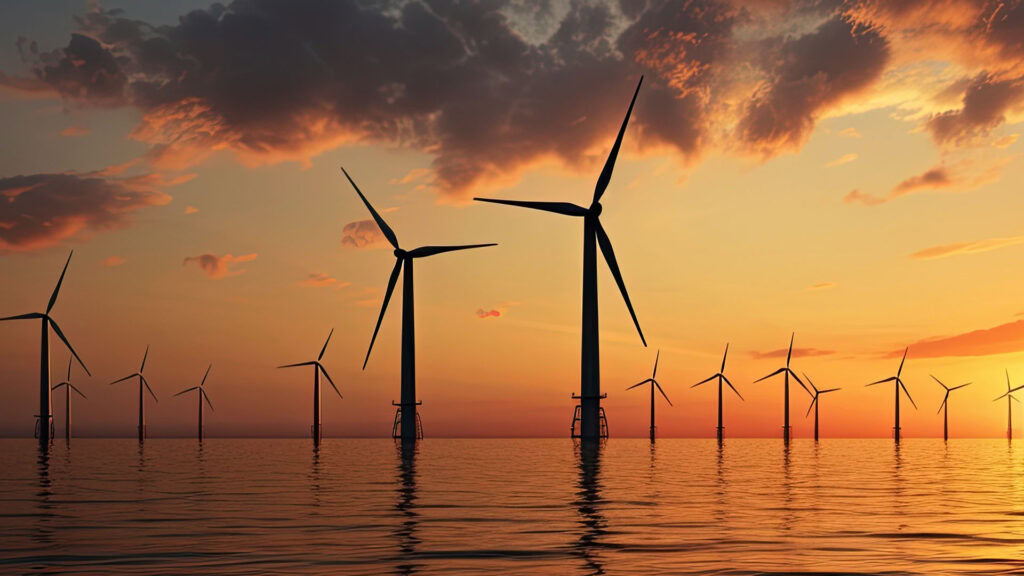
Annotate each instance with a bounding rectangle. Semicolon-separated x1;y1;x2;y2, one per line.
3;0;1024;573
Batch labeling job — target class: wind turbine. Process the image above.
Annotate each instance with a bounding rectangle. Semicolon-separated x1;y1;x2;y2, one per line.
802;373;839;442
1;251;90;447
110;345;157;441
866;347;916;442
994;370;1023;440
474;77;647;441
692;344;742;442
278;328;341;446
932;375;970;441
175;364;214;441
625;350;671;441
51;357;86;441
342;168;496;443
753;333;808;442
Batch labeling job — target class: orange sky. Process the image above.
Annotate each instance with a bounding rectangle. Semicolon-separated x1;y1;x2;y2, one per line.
1;0;1024;438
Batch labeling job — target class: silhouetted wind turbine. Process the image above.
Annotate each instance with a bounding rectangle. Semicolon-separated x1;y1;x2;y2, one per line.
0;251;90;447
278;328;341;446
802;373;839;442
110;346;157;442
932;375;970;441
994;370;1022;440
866;348;916;443
625;351;671;442
51;357;86;441
474;77;647;441
175;364;214;441
692;344;742;442
343;168;496;443
753;333;808;442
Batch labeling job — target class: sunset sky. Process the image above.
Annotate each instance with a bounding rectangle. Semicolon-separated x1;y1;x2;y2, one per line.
1;0;1024;438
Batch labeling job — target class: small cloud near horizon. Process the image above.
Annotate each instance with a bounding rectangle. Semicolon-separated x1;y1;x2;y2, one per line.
750;347;835;360
183;253;257;278
911;235;1024;260
885;319;1024;359
808;281;836;290
301;272;351;288
100;255;125;267
184;205;199;214
60;125;90;137
826;153;857;167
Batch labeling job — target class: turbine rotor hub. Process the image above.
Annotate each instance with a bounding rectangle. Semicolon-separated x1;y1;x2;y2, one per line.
394;248;407;258
591;202;603;217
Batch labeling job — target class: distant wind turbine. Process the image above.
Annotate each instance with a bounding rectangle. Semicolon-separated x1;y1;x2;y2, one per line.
866;347;916;442
343;168;496;443
802;373;839;442
175;364;214;441
932;375;970;441
753;333;808;442
626;350;671;442
110;345;157;441
278;328;341;446
51;357;86;441
994;370;1023;440
1;251;90;447
474;77;647;441
692;344;742;442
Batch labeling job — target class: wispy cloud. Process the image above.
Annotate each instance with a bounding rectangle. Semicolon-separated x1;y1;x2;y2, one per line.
184;205;199;214
808;281;837;290
100;255;125;267
183;253;257;278
60;125;89;137
826;153;858;167
301;272;350;288
750;347;835;360
839;127;861;138
888;320;1024;358
911;235;1024;260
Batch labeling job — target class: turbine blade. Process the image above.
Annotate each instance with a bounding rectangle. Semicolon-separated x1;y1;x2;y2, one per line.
318;328;334;361
950;382;971;391
0;312;45;322
655;381;672;406
47;251;72;314
626;378;652;391
652;350;660;379
200;364;212;387
595;220;645;346
937;395;947;414
319;364;342;399
342;167;399;249
48;318;90;376
897;347;908;378
754;367;786;383
174;386;198;397
202;389;214;412
806;397;817;418
141;376;158;402
930;374;948;390
594;76;642;203
787;369;810;395
109;373;137;385
900;380;917;409
723;375;744;400
820;387;841;394
70;383;87;399
364;258;402;369
66;356;72;380
786;332;794;368
866;376;897;387
802;372;818;394
721;343;729;373
140;344;150;373
1013;396;1021;404
52;382;67;390
472;198;588;217
277;361;316;369
407;243;497;258
691;374;717;388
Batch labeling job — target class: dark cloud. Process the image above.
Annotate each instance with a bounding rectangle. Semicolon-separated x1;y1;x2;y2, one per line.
926;73;1024;145
0;172;171;251
3;0;747;197
183;252;257;278
341;219;385;249
738;16;890;154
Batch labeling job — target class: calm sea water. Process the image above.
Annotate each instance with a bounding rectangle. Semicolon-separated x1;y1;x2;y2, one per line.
1;438;1023;575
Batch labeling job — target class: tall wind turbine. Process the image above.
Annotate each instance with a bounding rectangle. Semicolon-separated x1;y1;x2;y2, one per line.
753;333;808;442
932;375;970;441
625;350;671;442
343;168;496;443
866;347;916;442
802;373;839;442
692;344;743;442
994;370;1022;440
474;77;647;441
1;251;90;447
110;345;157;441
278;328;341;446
175;364;214;441
51;357;86;441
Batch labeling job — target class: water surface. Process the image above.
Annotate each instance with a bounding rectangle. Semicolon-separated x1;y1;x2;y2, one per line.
1;438;1023;574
